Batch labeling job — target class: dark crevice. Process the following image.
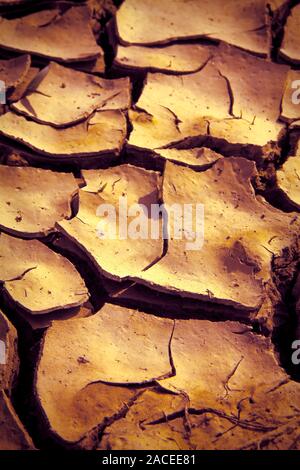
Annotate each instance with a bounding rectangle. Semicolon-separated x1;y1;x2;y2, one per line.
0;289;45;449
42;232;108;313
147;403;277;433
160;134;266;165
268;0;293;62
217;70;234;116
94;388;146;450
271;240;300;381
0;1;86;19
253;132;300;219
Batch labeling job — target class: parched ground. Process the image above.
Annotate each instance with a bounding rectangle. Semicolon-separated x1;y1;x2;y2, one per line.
0;0;300;451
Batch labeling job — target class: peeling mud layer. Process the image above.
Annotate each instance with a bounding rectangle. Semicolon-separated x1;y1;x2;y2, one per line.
1;0;300;452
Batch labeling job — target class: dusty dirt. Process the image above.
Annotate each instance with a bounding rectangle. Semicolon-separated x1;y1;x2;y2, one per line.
0;0;300;451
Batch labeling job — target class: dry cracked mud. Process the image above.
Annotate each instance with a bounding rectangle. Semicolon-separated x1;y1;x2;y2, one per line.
0;0;300;452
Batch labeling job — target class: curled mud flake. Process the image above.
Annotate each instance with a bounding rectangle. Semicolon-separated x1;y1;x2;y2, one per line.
8;67;39;103
276;156;300;210
0;55;30;90
280;4;300;64
35;304;173;445
99;319;300;450
128;64;231;153
210;45;288;146
19;303;94;331
116;0;269;55
114;43;214;74
155;147;223;169
128;48;289;159
0;110;127;159
12;62;131;127
0;7;103;63
0;165;78;237
0;233;89;315
133;158;299;313
57;164;163;281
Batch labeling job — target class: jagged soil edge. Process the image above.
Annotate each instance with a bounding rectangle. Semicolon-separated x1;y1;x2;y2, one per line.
0;0;300;449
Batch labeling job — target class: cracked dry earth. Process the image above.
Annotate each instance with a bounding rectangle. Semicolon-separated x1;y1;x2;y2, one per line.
1;0;300;452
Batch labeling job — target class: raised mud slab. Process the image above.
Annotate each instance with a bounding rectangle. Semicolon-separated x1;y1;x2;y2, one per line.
0;0;300;452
